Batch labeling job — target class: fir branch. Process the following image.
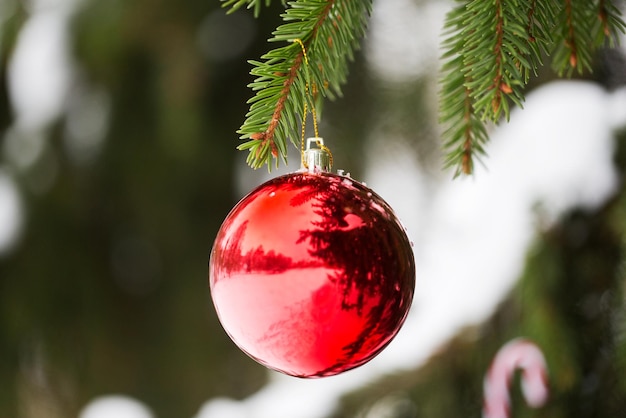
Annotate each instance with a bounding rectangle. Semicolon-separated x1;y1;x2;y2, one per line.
237;0;372;170
229;0;625;175
439;0;624;175
596;0;626;47
552;0;596;75
463;0;535;122
440;0;543;175
522;0;560;81
439;2;489;177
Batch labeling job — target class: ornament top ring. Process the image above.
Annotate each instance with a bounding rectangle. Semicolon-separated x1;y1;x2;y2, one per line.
209;139;415;377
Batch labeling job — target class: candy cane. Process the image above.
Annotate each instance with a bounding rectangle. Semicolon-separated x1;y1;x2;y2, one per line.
482;338;549;418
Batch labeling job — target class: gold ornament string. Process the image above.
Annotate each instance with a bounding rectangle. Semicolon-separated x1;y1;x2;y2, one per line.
293;39;332;169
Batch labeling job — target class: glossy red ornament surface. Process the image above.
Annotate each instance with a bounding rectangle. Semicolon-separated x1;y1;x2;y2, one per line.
209;171;415;377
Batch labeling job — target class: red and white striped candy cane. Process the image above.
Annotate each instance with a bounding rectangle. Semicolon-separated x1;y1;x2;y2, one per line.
482;338;549;418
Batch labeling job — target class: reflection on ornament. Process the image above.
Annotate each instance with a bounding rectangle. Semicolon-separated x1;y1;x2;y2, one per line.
209;168;415;378
483;338;549;418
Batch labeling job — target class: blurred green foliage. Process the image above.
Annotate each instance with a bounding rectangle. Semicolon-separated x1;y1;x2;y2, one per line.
0;0;286;415
0;0;380;415
1;0;626;417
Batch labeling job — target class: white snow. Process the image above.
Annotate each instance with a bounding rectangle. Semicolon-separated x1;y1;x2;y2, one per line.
7;0;76;133
366;0;451;82
79;395;154;418
0;168;22;255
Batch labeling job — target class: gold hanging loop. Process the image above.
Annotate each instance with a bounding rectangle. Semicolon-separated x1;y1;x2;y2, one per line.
294;38;328;171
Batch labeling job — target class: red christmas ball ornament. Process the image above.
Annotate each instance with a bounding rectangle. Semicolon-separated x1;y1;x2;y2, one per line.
209;140;415;378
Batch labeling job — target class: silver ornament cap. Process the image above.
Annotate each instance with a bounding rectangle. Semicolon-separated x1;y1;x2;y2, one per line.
302;137;332;173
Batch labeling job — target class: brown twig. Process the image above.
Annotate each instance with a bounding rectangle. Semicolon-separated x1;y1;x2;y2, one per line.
491;0;506;114
253;52;304;157
462;86;474;175
527;0;538;42
564;0;578;67
598;0;611;37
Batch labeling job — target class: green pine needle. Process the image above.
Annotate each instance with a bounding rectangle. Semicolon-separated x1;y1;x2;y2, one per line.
221;0;281;18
